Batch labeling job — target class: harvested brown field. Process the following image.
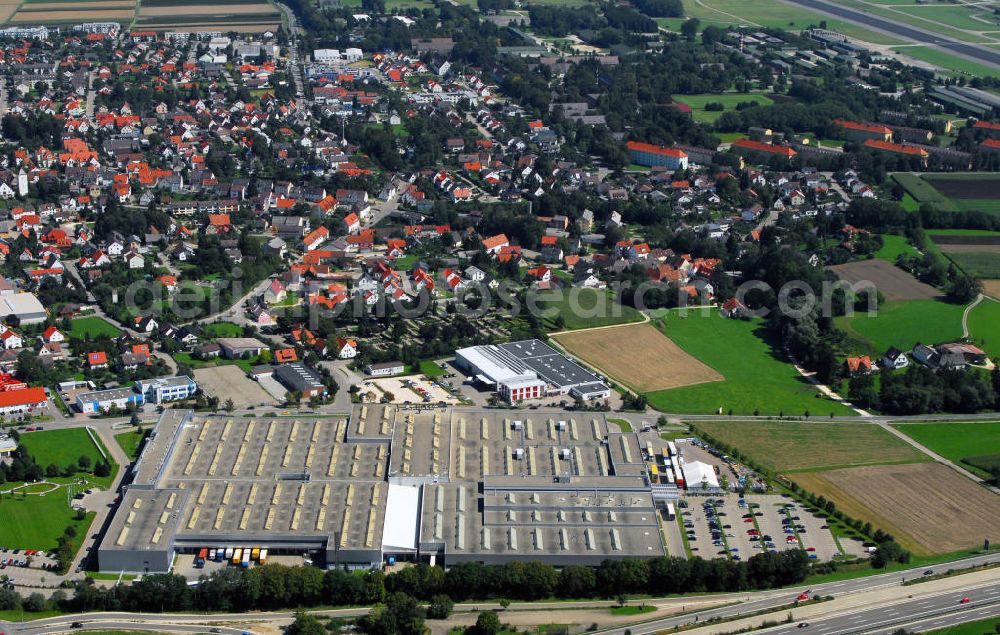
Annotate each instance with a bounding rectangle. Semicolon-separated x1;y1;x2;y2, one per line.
18;1;134;9
553;322;721;393
937;244;1000;254
143;21;277;31
984;280;1000;300
791;462;1000;555
925;177;1000;199
10;7;133;21
0;2;17;22
828;259;940;302
139;2;274;15
694;420;928;473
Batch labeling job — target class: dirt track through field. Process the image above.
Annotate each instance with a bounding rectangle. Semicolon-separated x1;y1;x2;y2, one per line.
554;322;721;393
829;259;941;302
791;462;1000;555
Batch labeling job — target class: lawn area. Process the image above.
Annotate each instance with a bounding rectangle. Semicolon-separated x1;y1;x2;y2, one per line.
202;321;243;338
926;616;1000;635
896;3;997;30
834;299;965;356
893;45;1000;77
874;234;918;263
610;605;656;616
677;0;905;43
0;492;95;551
538;288;643;330
607;417;633;433
892;421;1000;478
20;428;106;473
413;360;446;378
967;298;1000;359
114;429;147;461
69;316;122;339
925;615;1000;634
672;93;774;124
695;420;930;473
645;312;857;416
173;351;257;374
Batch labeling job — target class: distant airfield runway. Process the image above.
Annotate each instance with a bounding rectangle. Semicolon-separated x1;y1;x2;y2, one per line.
786;0;1000;69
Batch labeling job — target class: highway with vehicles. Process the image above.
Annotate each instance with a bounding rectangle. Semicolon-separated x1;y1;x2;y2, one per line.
5;553;999;635
600;554;1000;635
788;0;1000;69
759;581;1000;634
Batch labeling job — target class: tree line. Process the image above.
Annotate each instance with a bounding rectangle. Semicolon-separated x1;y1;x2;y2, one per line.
59;552;811;615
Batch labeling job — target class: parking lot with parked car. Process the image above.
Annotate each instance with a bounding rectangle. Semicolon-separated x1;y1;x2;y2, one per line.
678;494;848;562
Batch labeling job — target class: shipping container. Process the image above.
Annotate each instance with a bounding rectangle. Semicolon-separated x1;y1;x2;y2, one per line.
251;547;260;561
241;550;251;568
259;549;268;564
224;547;234;560
232;548;242;565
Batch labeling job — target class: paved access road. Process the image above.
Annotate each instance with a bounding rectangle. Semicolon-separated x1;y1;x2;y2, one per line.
788;0;1000;69
763;580;1000;634
601;552;1000;635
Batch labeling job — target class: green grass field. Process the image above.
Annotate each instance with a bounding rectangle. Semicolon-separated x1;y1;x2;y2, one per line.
645;313;857;416
835;299;965;356
874;234;918;263
896;4;999;31
677;0;905;44
695;420;929;472
114;430;146;460
539;288;643;330
69;316;122;340
672;93;774;124
945;252;1000;279
414;360;446;378
925;616;1000;635
202;322;243;338
172;352;256;374
20;428;106;472
891;173;957;211
892;421;1000;478
966;298;1000;359
895;46;1000;78
0;493;95;551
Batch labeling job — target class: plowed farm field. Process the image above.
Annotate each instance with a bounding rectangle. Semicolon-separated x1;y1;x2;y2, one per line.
791;462;1000;555
553;322;721;393
828;259;940;302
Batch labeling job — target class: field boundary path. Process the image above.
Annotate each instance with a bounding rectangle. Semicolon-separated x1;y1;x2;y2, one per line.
878;421;1000;494
784;346;872;416
962;292;984;338
548;308;651;338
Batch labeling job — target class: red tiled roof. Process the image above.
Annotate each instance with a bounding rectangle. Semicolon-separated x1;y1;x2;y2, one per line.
862;139;928;157
626;141;687;158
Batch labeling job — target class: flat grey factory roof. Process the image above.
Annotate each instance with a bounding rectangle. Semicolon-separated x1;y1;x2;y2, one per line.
497;339;606;389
